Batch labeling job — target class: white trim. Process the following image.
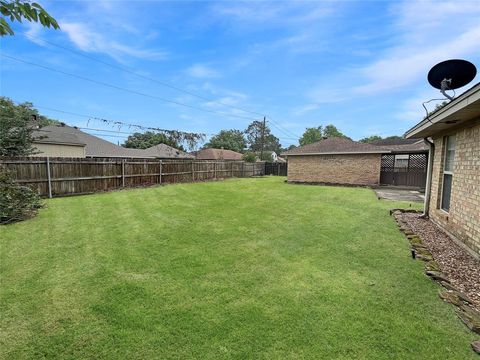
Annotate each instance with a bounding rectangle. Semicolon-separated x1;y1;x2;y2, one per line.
440;135;456;213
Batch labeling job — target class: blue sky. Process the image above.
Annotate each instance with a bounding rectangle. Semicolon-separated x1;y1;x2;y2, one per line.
1;0;479;148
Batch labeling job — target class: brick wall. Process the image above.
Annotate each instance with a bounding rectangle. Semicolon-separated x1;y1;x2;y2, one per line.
429;122;480;255
287;154;381;186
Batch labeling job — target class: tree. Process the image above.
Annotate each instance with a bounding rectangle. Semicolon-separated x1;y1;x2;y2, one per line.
1;0;59;36
299;124;348;146
280;144;296;153
299;126;323;146
1;167;43;224
323;124;348;139
244;120;281;154
123;131;184;150
242;152;256;163
359;135;403;144
359;135;382;143
1;97;41;156
204;129;246;153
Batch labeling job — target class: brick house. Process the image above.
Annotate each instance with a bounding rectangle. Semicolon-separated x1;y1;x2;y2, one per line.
282;137;428;187
405;82;479;256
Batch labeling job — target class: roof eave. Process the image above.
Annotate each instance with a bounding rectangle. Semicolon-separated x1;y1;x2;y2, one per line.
404;83;480;139
284;151;387;156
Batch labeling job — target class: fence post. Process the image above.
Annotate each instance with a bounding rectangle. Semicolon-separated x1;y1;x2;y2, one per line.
159;160;162;184
191;161;195;182
231;162;233;178
46;157;52;198
214;161;217;179
277;163;280;176
121;159;125;187
242;162;245;177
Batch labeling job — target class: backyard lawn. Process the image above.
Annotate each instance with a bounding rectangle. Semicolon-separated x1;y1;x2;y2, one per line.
0;177;476;359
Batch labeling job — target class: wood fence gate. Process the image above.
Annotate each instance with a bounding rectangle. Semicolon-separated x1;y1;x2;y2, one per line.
380;153;428;188
264;162;287;176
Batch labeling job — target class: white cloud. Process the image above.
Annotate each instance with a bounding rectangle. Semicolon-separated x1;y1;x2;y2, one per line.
60;21;169;62
353;25;480;95
353;0;480;94
185;64;220;79
211;1;333;27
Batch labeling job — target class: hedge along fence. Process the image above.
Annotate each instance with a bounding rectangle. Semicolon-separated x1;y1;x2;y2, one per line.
0;157;266;198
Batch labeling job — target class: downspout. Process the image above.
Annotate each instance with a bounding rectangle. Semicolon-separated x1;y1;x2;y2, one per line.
421;137;434;218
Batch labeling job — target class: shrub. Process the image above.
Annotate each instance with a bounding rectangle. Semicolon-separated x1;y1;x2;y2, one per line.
242;152;257;163
0;167;43;224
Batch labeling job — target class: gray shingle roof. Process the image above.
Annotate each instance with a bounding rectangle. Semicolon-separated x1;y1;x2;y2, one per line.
282;137;428;156
193;148;243;160
32;125;188;158
282;137;386;156
142;143;194;159
32;127;85;146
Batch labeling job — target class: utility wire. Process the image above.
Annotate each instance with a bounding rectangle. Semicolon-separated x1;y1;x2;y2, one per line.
267;120;300;140
267;117;301;139
2;53;259;121
22;32;266;117
13;100;206;137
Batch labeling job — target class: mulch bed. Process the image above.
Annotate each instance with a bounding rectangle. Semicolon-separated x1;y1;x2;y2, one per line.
397;212;480;313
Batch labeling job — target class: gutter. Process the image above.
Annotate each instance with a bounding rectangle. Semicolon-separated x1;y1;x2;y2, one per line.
421;138;434;218
283;151;387;156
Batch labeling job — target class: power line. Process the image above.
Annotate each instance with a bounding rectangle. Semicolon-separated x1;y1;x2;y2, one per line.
22;32;266;118
267;120;300;140
2;53;259;122
12;100;206;138
267;117;301;139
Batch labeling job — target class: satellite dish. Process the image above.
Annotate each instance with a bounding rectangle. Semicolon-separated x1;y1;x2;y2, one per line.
427;59;477;100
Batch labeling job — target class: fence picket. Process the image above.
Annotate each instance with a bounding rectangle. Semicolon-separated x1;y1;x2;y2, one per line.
0;157;265;197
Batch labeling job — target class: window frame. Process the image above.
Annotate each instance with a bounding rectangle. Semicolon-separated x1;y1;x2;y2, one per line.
440;135;455;213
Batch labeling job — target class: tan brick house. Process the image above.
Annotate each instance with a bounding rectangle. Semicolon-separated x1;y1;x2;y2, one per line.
405;82;480;256
282;137;428;187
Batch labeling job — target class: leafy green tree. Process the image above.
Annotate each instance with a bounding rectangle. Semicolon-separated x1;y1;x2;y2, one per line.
0;97;47;156
1;0;59;36
204;129;246;153
242;152;256;163
1;167;43;224
244;120;281;154
285;144;297;151
123;131;183;150
359;135;383;143
299;126;323;146
323;124;348;139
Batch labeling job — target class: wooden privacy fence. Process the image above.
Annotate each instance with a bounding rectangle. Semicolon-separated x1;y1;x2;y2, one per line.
0;157;266;198
264;162;288;176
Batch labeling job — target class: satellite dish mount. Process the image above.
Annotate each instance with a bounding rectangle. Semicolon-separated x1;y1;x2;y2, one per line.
440;78;453;100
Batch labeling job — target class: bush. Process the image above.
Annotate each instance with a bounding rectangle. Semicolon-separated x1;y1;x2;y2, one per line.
0;167;43;224
242;152;257;163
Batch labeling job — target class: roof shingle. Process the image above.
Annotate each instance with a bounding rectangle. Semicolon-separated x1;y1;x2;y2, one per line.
193;148;243;160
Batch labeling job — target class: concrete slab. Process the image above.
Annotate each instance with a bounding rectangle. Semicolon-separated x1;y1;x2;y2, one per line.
373;188;425;202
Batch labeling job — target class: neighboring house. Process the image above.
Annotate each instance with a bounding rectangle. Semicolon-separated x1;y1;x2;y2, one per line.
193;148;243;160
260;151;286;163
31;126;86;157
282;137;428;187
141;144;194;159
405;82;479;255
32;124;190;159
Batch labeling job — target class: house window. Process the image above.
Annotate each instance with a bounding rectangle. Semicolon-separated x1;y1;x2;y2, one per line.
394;154;409;169
441;135;456;212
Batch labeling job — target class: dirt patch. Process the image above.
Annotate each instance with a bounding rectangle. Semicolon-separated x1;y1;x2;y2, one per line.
397;212;480;312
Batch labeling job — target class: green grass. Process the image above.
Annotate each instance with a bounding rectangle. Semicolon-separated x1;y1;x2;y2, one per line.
0;177;475;359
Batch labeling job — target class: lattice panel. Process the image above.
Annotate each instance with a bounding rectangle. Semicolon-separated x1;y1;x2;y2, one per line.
381;154;395;170
408;153;427;171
